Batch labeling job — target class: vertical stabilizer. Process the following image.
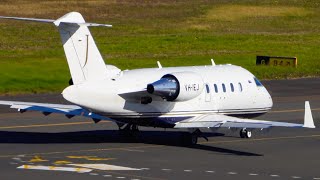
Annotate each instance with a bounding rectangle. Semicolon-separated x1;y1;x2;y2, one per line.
54;12;108;84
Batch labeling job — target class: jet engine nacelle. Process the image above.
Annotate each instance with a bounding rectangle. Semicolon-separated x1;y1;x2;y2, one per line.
147;72;204;101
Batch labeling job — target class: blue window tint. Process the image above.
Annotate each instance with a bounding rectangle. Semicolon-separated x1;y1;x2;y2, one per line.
214;84;218;93
239;83;243;92
222;83;226;92
205;84;210;93
254;77;263;87
230;83;234;92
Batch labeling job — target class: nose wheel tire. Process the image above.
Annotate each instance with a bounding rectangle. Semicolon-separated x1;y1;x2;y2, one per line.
240;129;252;138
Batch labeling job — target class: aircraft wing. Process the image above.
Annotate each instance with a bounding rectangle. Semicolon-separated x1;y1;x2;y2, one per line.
0;100;111;121
174;101;315;129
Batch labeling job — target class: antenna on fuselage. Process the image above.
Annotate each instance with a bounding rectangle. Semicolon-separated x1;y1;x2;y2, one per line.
211;59;216;66
157;61;162;69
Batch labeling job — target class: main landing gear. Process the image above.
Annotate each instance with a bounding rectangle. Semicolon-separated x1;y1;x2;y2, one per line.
117;123;139;136
239;128;252;138
181;129;208;146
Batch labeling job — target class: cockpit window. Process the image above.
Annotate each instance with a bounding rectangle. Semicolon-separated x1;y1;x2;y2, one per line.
254;77;263;87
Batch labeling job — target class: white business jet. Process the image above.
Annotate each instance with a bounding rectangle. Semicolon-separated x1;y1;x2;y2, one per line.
0;12;315;145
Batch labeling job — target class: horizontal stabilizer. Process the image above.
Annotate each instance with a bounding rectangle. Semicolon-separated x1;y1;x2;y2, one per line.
0;15;112;27
0;16;54;23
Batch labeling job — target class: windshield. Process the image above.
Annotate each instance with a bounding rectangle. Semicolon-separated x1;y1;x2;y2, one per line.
254;77;263;87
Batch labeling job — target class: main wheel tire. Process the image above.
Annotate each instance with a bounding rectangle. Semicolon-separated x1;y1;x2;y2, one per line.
191;135;198;145
181;133;198;146
245;130;252;138
240;129;252;138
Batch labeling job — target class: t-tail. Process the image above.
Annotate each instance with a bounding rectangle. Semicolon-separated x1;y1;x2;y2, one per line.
0;12;113;84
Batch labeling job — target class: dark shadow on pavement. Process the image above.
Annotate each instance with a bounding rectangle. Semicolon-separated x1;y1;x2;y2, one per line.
0;130;262;157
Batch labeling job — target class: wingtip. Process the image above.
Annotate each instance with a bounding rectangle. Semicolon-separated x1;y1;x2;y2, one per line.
303;101;316;128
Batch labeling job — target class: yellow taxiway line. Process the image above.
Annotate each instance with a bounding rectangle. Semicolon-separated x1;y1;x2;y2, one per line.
270;108;320;113
0;144;164;158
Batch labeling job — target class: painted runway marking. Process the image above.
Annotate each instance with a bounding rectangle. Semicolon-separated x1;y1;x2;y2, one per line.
249;173;258;176
17;165;92;173
54;160;73;165
0;121;109;129
184;170;192;172
292;176;301;179
116;177;126;179
70;164;141;171
12;157;22;161
270;174;280;177
206;171;215;173
140;168;150;170
99;171;165;180
67;155;114;161
161;169;171;171
90;173;99;175
122;149;145;152
228;172;237;175
313;178;320;180
29;156;48;162
104;175;112;177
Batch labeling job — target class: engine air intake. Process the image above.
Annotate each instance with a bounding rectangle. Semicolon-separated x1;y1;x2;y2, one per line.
147;72;204;102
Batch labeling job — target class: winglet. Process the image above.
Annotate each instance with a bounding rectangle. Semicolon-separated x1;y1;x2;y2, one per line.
303;101;315;128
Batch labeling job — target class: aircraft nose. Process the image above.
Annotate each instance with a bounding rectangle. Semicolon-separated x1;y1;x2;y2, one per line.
266;89;273;108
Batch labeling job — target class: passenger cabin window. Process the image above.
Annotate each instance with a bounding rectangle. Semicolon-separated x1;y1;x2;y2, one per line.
254;77;263;87
205;84;210;93
222;83;226;92
239;83;243;92
230;83;234;92
214;84;218;93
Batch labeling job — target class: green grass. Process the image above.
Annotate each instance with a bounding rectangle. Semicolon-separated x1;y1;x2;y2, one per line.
0;0;319;94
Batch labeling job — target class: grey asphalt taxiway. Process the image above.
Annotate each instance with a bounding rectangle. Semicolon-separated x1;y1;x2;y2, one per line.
0;78;319;180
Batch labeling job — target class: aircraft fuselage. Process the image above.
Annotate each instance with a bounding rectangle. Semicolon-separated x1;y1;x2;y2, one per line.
62;64;273;127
